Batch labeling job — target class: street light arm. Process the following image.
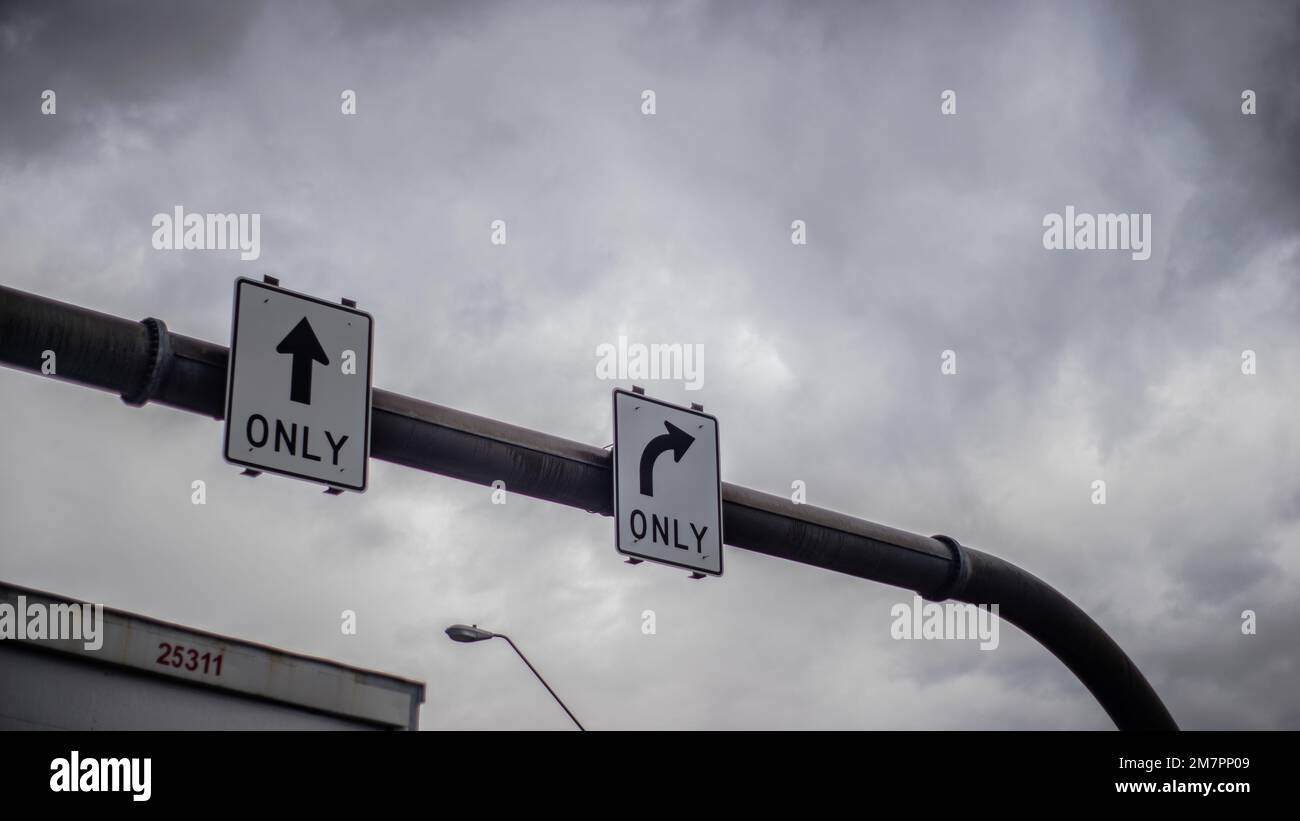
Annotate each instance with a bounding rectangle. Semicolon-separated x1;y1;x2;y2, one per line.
498;635;585;731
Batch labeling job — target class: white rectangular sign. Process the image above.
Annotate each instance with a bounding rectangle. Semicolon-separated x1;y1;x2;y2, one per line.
613;389;723;575
224;278;373;491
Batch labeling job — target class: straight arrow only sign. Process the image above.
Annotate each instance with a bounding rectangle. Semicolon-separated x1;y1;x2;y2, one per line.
224;278;373;491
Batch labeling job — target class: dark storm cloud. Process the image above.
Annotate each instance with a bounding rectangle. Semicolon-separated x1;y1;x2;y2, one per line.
0;0;263;158
325;0;492;35
1115;0;1300;296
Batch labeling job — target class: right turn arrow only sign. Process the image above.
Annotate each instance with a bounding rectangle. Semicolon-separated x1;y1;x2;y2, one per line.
612;389;723;576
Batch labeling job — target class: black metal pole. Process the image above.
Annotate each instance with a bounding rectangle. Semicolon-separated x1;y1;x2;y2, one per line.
0;283;1177;730
496;635;585;731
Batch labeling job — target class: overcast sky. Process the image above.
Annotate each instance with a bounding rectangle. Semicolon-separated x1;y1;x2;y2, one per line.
2;0;1298;729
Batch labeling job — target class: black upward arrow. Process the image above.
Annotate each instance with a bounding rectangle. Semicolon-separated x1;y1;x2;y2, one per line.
639;420;695;497
276;317;329;405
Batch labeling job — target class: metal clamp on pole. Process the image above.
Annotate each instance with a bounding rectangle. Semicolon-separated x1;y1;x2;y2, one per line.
924;534;972;602
120;317;172;407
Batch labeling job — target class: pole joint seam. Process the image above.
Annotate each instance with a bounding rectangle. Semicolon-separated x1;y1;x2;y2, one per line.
120;317;171;407
924;534;971;602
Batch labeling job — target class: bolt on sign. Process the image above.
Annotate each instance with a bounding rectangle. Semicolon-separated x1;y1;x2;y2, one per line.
612;389;723;576
223;278;373;491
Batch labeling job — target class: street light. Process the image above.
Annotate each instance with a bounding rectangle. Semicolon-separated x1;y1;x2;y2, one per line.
446;624;496;643
445;624;585;731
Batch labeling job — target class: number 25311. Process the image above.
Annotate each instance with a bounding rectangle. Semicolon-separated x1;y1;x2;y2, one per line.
155;641;224;676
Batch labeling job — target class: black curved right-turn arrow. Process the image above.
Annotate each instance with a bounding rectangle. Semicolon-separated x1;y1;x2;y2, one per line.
639;420;695;497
